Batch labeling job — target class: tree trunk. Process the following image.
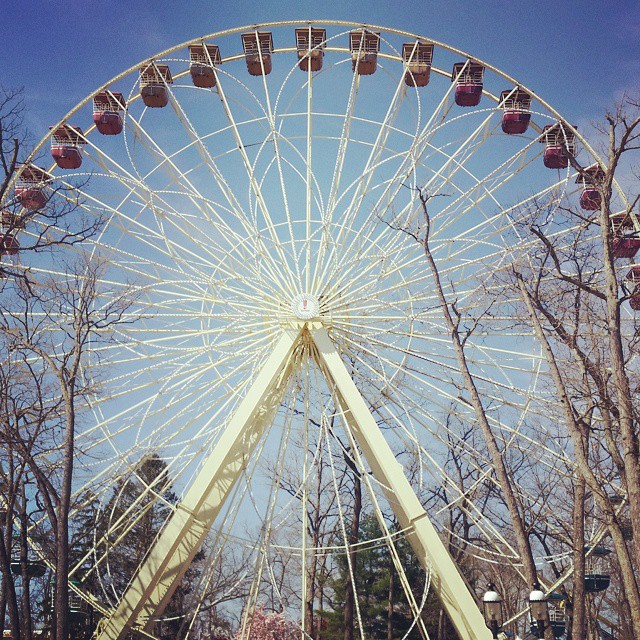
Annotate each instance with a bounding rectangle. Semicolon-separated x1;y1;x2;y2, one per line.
437;609;446;640
318;586;324;640
0;458;20;640
387;561;393;640
344;469;361;640
305;522;319;639
54;388;76;640
0;575;6;637
570;476;586;640
19;490;32;640
599;199;640;556
415;191;545;622
0;523;21;640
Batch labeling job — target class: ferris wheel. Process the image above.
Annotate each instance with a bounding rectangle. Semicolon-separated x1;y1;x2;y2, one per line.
4;20;630;640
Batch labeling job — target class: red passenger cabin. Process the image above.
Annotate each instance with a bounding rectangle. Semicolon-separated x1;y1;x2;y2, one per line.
242;32;273;76
452;62;484;107
93;91;126;135
0;233;19;257
0;230;19;256
402;42;434;87
499;89;532;134
50;125;85;170
0;211;21;256
575;164;604;211
14;165;50;211
613;236;640;259
350;30;380;76
140;64;173;108
0;208;19;258
2;211;26;230
540;122;576;169
611;213;636;236
610;212;640;259
189;44;221;88
296;28;326;72
626;265;640;310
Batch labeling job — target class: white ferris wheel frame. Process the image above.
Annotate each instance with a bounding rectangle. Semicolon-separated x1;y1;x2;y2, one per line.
6;19;632;640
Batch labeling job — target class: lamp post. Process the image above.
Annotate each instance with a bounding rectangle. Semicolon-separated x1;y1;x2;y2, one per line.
482;583;504;640
529;582;550;640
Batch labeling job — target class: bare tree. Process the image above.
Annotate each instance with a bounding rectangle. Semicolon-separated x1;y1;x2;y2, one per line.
0;84;138;640
506;94;640;638
0;260;132;640
384;187;559;638
275;408;347;639
0;86;101;287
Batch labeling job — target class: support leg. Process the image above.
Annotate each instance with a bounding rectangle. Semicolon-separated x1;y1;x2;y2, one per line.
96;327;302;640
311;326;492;640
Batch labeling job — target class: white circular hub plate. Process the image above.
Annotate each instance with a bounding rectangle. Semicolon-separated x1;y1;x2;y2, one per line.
291;293;320;320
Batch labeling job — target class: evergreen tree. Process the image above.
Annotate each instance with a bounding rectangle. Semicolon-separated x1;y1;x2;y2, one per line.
94;454;201;640
321;513;457;640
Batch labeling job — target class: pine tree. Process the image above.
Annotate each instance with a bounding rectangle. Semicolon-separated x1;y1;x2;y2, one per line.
321;513;457;640
94;454;201;640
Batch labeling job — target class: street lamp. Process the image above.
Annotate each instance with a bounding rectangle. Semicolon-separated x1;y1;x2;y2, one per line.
529;582;550;639
482;583;504;639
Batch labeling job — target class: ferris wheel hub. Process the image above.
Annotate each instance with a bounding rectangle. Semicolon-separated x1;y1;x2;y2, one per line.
290;293;320;320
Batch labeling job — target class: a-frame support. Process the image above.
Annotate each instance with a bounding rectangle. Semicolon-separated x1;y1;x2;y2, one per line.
96;324;493;640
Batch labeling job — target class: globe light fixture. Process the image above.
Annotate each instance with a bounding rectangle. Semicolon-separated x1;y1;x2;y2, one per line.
482;583;504;639
529;582;550;639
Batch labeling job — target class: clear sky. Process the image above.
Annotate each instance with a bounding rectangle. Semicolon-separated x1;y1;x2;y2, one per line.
2;0;639;145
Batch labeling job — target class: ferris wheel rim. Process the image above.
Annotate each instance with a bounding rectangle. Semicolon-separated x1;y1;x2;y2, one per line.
4;20;626;640
6;18;625;211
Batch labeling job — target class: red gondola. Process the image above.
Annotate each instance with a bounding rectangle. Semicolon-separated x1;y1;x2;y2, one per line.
140;64;173;108
93;91;126;135
402;42;434;87
350;30;380;76
626;266;640;309
499;89;532;135
242;32;273;76
14;165;50;211
2;210;26;230
1;208;24;257
15;186;46;210
575;164;604;211
0;233;19;256
296;28;326;72
611;212;640;258
626;265;640;283
189;44;221;88
613;237;640;259
50;125;85;169
610;213;635;233
540;123;576;169
580;188;601;210
452;62;484;107
544;145;567;169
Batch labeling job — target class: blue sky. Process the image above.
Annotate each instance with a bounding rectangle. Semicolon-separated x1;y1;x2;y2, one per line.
2;0;639;143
